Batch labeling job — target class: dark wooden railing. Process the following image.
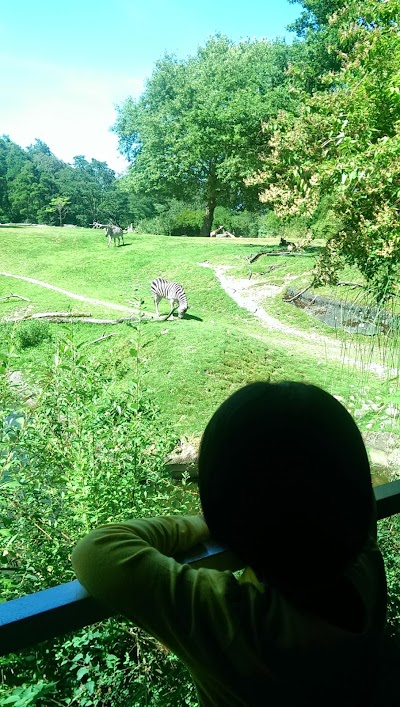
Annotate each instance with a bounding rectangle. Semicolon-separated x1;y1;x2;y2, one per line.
1;480;400;657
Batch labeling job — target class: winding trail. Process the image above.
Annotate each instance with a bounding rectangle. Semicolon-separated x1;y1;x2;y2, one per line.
0;272;136;312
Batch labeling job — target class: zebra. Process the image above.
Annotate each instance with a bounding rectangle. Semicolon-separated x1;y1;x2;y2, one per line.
151;278;188;319
104;225;124;247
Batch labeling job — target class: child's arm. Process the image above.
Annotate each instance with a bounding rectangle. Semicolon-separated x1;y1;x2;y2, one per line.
71;516;233;662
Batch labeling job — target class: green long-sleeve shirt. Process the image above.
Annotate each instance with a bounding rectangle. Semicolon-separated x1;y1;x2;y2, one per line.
72;515;387;706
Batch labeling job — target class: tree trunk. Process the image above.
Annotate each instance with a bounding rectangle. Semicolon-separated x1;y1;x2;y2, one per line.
201;199;216;237
200;165;217;237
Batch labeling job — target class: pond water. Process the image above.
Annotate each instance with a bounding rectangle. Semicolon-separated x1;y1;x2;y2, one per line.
284;287;400;336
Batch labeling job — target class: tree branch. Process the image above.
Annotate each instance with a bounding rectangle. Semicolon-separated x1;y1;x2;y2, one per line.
0;293;32;303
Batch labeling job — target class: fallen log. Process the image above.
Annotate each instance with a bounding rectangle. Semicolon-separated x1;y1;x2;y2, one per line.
8;308;181;324
285;283;314;303
248;250;298;263
9;311;91;321
9;314;139;324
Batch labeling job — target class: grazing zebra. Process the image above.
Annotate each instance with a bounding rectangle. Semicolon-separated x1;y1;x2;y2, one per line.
151;278;188;319
104;225;124;247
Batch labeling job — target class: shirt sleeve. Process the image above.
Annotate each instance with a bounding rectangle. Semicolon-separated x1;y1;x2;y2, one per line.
71;515;237;664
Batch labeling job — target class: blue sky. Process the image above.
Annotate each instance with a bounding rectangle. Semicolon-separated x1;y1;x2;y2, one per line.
0;1;301;173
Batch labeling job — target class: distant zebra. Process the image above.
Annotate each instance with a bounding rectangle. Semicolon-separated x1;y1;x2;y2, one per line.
151;278;188;319
104;225;124;247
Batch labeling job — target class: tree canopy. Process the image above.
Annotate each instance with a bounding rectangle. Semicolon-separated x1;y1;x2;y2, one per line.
114;35;294;235
0;137;134;227
252;0;400;299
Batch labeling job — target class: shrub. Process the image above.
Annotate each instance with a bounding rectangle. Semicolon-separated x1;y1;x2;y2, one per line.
258;211;281;237
16;320;52;349
137;200;203;236
212;207;260;237
170;208;203;236
0;328;199;705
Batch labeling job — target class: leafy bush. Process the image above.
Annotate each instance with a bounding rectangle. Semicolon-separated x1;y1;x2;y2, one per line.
16;320;53;349
258;211;281;237
0;326;199;705
137;200;203;236
212;207;260;237
170;208;203;236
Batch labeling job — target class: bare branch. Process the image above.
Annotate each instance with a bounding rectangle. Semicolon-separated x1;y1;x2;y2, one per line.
337;281;365;289
248;250;298;263
285;283;314;303
0;293;32;303
82;333;119;347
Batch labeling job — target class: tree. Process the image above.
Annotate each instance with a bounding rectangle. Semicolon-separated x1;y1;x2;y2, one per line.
252;0;400;300
46;196;70;226
114;35;293;235
57;157;117;225
0;138;10;221
0;136;30;221
8;162;44;222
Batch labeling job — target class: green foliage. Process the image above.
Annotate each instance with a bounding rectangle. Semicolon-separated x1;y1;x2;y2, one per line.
253;0;400;301
16;321;53;350
45;195;70;227
114;35;294;234
0;322;199;704
0;136;126;227
212;207;260;238
137;199;204;236
378;515;400;635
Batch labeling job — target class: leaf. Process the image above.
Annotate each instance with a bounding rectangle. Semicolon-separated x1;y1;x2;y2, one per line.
77;666;90;680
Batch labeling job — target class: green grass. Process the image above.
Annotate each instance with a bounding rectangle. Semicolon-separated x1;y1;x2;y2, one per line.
1;226;398;449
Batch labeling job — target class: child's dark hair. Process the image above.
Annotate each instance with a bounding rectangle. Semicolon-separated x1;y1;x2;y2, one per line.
198;381;374;598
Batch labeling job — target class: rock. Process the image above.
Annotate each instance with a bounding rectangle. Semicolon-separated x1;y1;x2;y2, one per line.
165;437;200;480
363;431;400;483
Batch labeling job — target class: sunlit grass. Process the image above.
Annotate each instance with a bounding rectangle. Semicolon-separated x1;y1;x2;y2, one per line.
1;226;399;482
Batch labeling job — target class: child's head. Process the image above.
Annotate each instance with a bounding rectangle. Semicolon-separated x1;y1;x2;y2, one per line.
198;381;373;597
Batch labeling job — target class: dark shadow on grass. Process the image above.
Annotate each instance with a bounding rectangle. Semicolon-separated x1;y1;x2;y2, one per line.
183;313;203;322
135;313;203;325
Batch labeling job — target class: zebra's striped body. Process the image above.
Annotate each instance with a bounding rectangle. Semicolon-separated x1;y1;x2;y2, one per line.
151;278;188;319
104;225;124;247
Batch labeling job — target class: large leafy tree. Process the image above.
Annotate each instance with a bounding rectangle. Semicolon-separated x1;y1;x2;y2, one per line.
253;0;400;300
114;35;293;235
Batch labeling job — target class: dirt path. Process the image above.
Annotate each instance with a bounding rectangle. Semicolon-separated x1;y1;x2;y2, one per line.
199;263;394;377
0;272;136;313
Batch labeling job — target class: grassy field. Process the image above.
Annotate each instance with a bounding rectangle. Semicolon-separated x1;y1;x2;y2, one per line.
1;226;399;455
